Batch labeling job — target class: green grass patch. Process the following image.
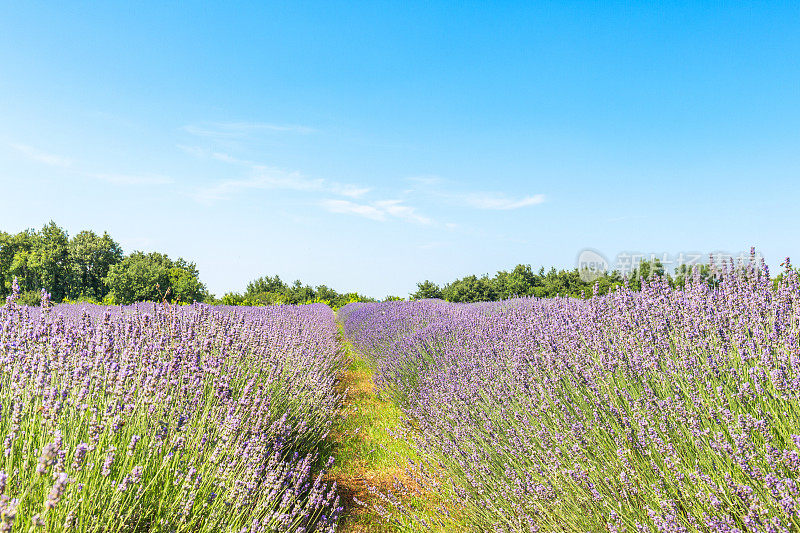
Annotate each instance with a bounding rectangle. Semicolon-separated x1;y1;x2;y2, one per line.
328;328;467;532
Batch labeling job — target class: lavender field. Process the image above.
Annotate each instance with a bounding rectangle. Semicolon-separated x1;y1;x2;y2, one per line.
2;256;800;533
340;260;800;532
0;283;343;532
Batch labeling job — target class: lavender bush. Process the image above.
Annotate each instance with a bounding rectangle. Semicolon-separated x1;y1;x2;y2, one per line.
341;258;800;532
0;281;343;532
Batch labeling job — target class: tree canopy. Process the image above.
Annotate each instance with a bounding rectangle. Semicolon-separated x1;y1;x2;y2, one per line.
104;252;208;304
67;230;123;300
0;222;206;305
409;259;718;303
2;223;782;307
1;222;77;304
218;274;374;309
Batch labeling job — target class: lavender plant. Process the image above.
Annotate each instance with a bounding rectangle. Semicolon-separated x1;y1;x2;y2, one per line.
0;282;343;532
341;257;800;532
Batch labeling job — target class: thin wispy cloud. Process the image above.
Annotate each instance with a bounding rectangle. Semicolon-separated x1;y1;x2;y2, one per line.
188;148;370;203
182;121;316;139
459;193;546;210
419;241;449;250
92;173;173;186
206;153;372;201
9;142;172;187
183;138;540;224
320;198;432;225
177;147;257;168
193;167;370;203
176;144;207;158
404;174;546;211
406;175;445;186
10;143;73;168
330;183;372;198
194;169;321;203
374;199;432;224
321;199;386;221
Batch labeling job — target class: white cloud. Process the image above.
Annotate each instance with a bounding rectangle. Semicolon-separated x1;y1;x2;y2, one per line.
193;168;319;203
9;143;72;168
182;121;316;138
419;241;448;250
176;144;207;158
404;173;546;211
330;183;372;198
211;152;244;164
374;199;432;224
92;173;173;186
9;142;172;187
189;150;370;203
321;198;432;225
183;131;544;216
321;199;387;221
405;174;445;186
459;193;546;210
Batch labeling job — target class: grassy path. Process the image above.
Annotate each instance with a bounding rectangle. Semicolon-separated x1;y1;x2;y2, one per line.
327;327;455;532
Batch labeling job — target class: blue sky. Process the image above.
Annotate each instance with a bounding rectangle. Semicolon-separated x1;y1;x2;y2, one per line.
1;2;798;298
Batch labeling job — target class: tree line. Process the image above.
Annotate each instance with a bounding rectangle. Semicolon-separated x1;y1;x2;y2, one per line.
3;223;782;307
0;222;208;305
408;260;724;302
217;275;374;309
0;222;373;307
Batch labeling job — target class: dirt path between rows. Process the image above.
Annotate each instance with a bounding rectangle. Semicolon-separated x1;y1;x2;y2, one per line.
326;329;454;532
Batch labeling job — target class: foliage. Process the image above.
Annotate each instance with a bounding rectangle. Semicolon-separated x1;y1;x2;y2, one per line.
104;252;207;304
67;230;123;300
0;222;71;301
410;280;443;300
410;259;734;303
218;275;375;310
246;274;287;295
31;221;71;301
0;223;205;305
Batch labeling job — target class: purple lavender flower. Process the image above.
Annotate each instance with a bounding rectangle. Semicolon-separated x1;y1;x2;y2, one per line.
45;473;70;509
36;443;58;475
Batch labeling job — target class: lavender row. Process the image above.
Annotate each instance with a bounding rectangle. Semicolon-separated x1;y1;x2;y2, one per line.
0;282;343;532
341;260;800;532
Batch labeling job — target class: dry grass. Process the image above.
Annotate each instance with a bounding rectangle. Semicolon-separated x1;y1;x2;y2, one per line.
326;331;460;533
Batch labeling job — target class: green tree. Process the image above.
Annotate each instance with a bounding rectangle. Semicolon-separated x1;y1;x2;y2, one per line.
410;280;443;300
168;266;207;303
493;264;539;299
442;274;497;302
245;275;288;296
0;231;10;295
315;285;339;303
627;259;669;291
0;230;37;296
67;230;123;300
0;222;70;302
673;263;714;289
32;221;70;301
594;270;624;295
104;252;207;304
284;280;315;304
221;275;375;308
